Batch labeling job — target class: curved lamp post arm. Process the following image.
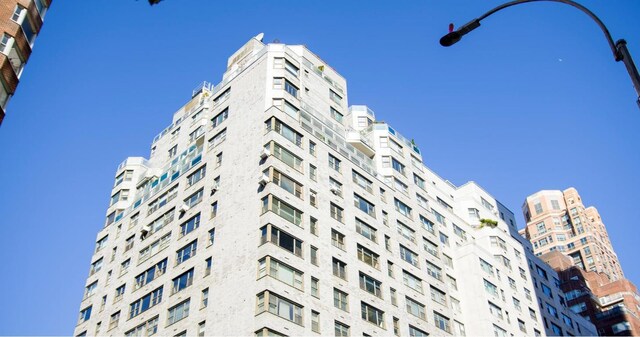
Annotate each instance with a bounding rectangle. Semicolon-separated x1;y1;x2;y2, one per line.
440;0;640;108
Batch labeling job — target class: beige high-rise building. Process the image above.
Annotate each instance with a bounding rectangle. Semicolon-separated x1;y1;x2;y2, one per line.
73;36;593;337
520;188;623;282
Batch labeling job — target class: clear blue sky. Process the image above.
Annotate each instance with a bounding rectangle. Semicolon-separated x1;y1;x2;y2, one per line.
1;1;638;334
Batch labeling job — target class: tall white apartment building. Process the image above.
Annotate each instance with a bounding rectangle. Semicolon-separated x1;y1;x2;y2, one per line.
74;35;594;337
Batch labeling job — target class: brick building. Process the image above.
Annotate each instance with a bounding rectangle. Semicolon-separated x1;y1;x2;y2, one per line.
0;0;51;125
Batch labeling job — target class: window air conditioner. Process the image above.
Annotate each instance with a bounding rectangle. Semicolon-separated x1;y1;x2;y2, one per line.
259;174;270;186
330;186;339;195
180;203;190;213
260;148;271;159
211;182;220;194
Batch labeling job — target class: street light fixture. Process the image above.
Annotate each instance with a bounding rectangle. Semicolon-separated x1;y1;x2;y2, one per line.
440;0;640;109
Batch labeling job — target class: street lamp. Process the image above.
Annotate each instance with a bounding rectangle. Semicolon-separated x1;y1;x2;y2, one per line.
440;0;640;109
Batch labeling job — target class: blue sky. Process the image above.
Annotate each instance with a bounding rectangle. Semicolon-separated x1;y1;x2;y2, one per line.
1;0;639;334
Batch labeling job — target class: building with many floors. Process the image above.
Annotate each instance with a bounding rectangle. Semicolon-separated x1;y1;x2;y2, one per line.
521;187;639;336
0;0;51;125
520;188;623;282
73;35;593;337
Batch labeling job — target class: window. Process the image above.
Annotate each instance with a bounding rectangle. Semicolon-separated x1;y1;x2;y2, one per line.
330;107;343;123
269;142;303;171
310;190;317;207
329;178;343;197
208;228;216;246
359;272;382;297
309;164;317;181
201;288;209;308
513;297;522;311
115;284;126;302
352;170;373;193
266;118;302;146
534;202;543;214
413;174;426;190
284;80;299;97
110;190;129;206
311;277;319;298
310;217;318;236
331;229;346;250
416;194;429;209
179;213;201;237
394;198;412;218
403;270;423;293
541;283;553;298
189;126;204;142
172;269;194;294
420;216;435;234
211;108;229;127
168;145;177;158
547;303;559;318
488;301;503;319
391;157;405;175
355;218;377;242
397;221;416;242
400;245;419;267
175;240;197;265
95;235;108;253
114;170;133;187
210;202;218;218
258;256;303;290
493;324;507;337
90;258;103;276
260;224;303;257
84;281;98;299
262;195;303;226
406;297;426;320
357;245;380;269
494;255;511;270
433;210;446;225
129;287;163;319
508;277;516;290
551;323;562;335
328;154;341;172
394;179;408;194
330;203;344;223
468;207;480;219
272;170;303;199
78;306;92;324
208;128;227;148
332;258;347;279
426;261;442;281
431;286;447;305
333;288;348;311
409;326;428;337
147;184;179;215
124;235;134;252
453;224;467;240
387;261;394;278
484;279;498;296
329;90;342;104
390;288;397;306
311;311;320;333
134;259;167;289
309;141;316;156
354;194;375;217
434;312;451;333
334;321;350;337
125;316;159;337
424;238;439;257
310;246;318;266
361;302;384;327
215;152;223;167
187;165;206;186
108;311;120;330
167;299;190;325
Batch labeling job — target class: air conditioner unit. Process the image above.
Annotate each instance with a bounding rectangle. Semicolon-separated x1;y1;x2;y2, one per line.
260;148;271;159
330;186;339;195
259;174;270;186
180;203;191;213
211;182;220;194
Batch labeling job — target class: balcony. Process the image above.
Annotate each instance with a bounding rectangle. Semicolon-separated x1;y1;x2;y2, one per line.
346;128;375;157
